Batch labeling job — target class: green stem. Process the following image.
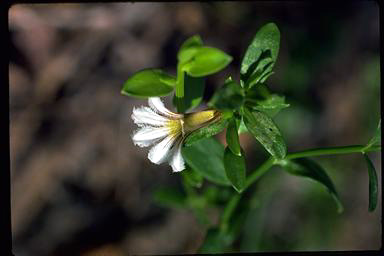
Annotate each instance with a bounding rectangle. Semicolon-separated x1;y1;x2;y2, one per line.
245;144;381;189
175;63;185;113
244;156;275;190
220;193;241;233
286;145;381;160
220;144;381;228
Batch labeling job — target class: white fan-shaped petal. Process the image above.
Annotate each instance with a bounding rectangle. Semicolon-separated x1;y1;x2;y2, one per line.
132;106;168;127
148;97;182;119
169;139;185;172
132;126;169;147
148;135;177;164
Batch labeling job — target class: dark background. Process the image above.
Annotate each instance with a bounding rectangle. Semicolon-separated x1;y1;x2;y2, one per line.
9;2;380;255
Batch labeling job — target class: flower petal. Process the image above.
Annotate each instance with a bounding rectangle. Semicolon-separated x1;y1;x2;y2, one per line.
148;135;177;164
169;138;185;172
148;97;182;119
132;126;169;147
132;106;169;127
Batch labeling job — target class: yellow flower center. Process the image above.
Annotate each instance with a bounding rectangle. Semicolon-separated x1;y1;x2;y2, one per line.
167;119;183;137
184;110;220;133
166;110;221;139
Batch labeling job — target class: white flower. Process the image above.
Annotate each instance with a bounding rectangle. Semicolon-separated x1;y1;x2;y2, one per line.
131;97;220;172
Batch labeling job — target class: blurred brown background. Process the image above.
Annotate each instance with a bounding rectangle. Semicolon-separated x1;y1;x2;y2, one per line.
9;2;380;255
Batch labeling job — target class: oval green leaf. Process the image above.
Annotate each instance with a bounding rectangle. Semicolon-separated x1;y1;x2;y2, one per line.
178;35;203;63
182;47;232;77
182;137;230;186
279;158;343;213
226;118;241;156
243;108;286;159
363;154;378;212
241;23;280;76
121;69;176;98
224;147;246;193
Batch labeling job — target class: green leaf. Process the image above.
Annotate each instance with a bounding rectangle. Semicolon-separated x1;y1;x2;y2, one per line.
181;166;204;188
241;23;280;78
153;187;187;208
224;147;246;193
238;117;249;134
178;35;203;64
251;94;290;117
182;137;230;186
363;119;381;152
208;80;244;111
279;158;344;213
173;72;205;112
182;47;232;77
244;52;275;88
240;23;280;83
121;69;176;98
363;154;378;212
243;108;286;159
184;117;229;146
226;118;241;156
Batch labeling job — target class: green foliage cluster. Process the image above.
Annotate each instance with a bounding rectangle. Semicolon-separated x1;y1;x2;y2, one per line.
122;23;381;252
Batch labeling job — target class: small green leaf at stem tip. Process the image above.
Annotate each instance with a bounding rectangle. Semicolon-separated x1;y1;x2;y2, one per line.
279;158;344;213
122;69;176;98
178;35;204;63
224;146;246;193
243;107;286;159
182;137;230;186
226;118;241;156
182;47;233;77
363;154;378;212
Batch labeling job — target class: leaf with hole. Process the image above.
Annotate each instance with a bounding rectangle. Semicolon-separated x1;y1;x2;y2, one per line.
243;108;286;159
